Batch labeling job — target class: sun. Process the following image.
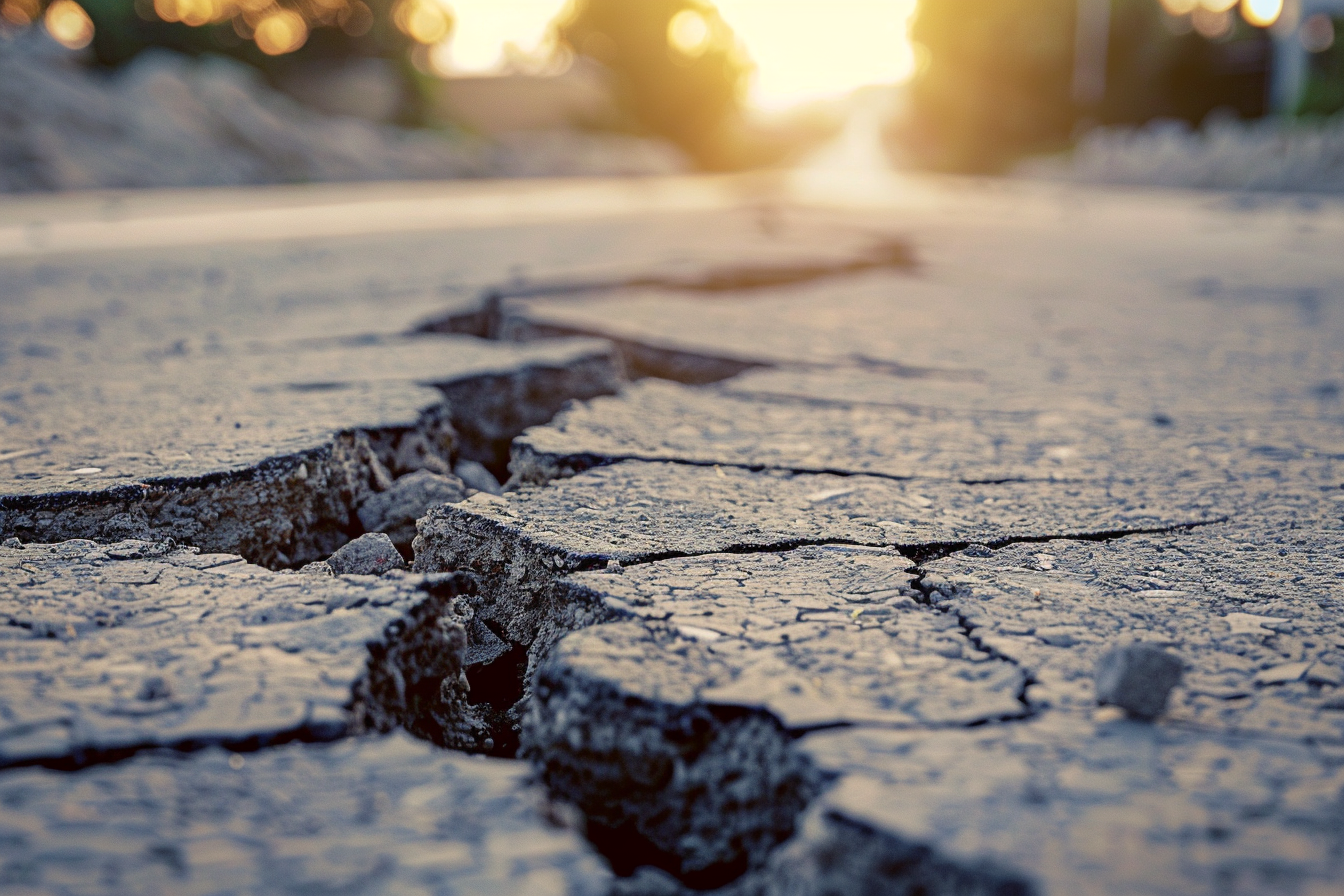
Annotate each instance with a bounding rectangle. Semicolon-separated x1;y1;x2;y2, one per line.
439;0;918;110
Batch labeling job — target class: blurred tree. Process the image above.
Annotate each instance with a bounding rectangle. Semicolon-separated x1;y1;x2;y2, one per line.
1298;17;1344;116
902;0;1078;172
61;0;409;67
899;0;1275;172
553;0;756;168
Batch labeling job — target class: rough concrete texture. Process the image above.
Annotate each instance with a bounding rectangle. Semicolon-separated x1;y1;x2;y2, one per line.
509;376;1298;485
922;527;1344;742
0;732;611;895
417;458;1221;571
519;547;1027;884
0;538;472;768
4;176;1344;895
554;547;1025;730
774;716;1344;896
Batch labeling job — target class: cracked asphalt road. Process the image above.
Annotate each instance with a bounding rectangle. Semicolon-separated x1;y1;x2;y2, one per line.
1;176;1342;895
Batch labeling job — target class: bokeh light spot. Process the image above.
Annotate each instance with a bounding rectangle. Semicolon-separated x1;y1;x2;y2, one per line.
43;0;94;49
338;0;372;35
667;8;712;58
1199;0;1238;14
1159;0;1198;16
1192;5;1233;36
393;0;452;45
1300;12;1335;52
1240;0;1282;27
254;8;307;54
1;0;40;25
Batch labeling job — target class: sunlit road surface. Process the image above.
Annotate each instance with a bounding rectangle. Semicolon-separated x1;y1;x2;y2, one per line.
0;176;775;259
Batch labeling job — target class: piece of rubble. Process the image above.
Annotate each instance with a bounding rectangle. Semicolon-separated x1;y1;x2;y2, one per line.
358;470;468;548
0;539;468;767
0;732;611;896
327;532;408;575
455;458;505;495
1094;642;1183;720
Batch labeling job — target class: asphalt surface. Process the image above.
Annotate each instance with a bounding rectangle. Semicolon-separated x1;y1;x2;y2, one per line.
1;174;1342;895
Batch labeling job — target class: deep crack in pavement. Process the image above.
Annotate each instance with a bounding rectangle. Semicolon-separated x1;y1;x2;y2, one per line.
2;181;1343;895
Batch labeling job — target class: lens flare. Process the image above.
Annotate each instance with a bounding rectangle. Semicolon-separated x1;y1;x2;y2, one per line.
667;8;712;58
254;8;307;54
440;0;916;110
44;0;94;49
1240;0;1282;26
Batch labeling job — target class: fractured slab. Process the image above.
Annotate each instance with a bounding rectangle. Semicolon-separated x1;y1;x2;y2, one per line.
773;716;1344;896
0;538;472;767
554;546;1025;730
922;523;1344;741
511;378;1213;485
1;333;618;566
0;732;610;896
417;459;1222;577
521;545;1022;884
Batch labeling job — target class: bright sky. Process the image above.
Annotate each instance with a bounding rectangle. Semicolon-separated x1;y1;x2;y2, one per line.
440;0;918;110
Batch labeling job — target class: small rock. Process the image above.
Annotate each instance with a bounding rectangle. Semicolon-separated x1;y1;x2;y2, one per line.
454;460;503;496
1306;663;1343;686
299;561;335;576
136;676;172;701
1223;612;1290;636
357;470;467;547
2;537;22;549
1254;661;1312;686
1095;642;1183;720
327;533;407;576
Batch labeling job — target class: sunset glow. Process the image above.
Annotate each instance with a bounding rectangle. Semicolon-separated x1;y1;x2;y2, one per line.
440;0;918;109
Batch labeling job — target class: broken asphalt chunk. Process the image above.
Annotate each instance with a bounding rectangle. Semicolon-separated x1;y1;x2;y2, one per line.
0;732;611;896
0;539;469;768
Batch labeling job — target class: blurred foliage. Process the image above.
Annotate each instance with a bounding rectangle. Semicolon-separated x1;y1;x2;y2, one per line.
4;0;414;75
554;0;762;168
1102;0;1269;124
899;0;1274;172
1298;17;1344;116
902;0;1078;172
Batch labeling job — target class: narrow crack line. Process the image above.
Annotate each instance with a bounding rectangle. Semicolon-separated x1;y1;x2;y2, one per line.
0;724;349;774
708;385;1014;414
907;566;1038;718
892;517;1229;567
515;450;1086;487
443;239;919;309
896;517;1233;727
571;537;910;574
